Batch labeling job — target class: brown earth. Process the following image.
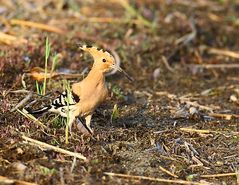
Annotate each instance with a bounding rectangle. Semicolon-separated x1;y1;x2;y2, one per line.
0;0;239;184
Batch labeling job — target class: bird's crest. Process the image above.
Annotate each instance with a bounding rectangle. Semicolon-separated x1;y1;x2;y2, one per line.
79;45;112;58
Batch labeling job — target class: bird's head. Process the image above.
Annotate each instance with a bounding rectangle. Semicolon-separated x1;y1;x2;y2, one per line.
80;45;133;81
80;45;117;73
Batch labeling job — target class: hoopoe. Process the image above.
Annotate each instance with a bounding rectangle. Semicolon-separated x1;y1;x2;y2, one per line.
27;45;132;135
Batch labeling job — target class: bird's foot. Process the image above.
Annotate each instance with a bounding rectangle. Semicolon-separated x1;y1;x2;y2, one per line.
76;121;93;136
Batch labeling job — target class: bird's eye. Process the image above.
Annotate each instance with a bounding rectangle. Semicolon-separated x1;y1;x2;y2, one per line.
102;58;106;63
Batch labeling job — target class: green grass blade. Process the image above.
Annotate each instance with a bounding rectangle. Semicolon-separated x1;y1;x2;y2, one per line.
43;37;51;95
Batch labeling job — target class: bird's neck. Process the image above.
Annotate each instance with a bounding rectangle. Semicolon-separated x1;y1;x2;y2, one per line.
86;66;106;85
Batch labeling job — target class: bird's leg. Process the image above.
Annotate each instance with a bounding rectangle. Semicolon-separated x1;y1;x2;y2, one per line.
68;113;76;133
84;114;93;135
76;117;87;134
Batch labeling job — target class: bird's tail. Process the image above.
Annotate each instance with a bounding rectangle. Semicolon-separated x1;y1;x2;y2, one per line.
26;106;51;115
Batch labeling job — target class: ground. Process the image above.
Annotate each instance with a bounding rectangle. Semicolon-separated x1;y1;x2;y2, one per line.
0;0;239;185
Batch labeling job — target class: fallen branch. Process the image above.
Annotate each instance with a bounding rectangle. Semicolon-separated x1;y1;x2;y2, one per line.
159;165;178;178
190;64;239;69
180;128;211;134
0;175;37;185
10;19;65;34
22;135;87;161
104;172;210;185
201;172;237;178
208;113;239;120
161;56;175;73
181;100;217;112
51;17;142;26
207;48;239;59
10;89;31;94
10;92;33;112
175;17;197;46
17;109;47;129
27;66;83;81
0;31;27;45
227;77;239;81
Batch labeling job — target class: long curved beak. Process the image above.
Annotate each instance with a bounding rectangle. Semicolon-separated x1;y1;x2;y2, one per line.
112;65;134;82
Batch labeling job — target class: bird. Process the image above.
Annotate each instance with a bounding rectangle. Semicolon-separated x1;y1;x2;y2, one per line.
26;45;133;135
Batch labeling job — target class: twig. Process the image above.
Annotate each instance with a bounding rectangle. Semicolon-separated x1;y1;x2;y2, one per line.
182;99;216;112
181;128;239;135
182;100;216;112
10;19;65;34
86;17;141;25
10;89;31;93
207;48;239;59
17;109;47;129
201;172;237;178
159;166;178;178
180;128;211;134
70;156;77;173
175;17;197;45
22;135;87;161
21;73;27;89
227;77;239;81
161;56;175;73
189;64;239;69
27;67;84;81
208;113;236;120
104;172;210;185
207;13;221;22
0;175;37;185
51;17;143;26
10;92;33;112
0;31;27;45
59;168;65;185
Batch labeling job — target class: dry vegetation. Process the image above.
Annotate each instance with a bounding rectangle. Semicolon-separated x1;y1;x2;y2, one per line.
0;0;239;184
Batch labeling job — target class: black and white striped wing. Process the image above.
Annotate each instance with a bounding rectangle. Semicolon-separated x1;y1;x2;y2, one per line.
26;91;80;117
49;91;80;117
52;91;79;108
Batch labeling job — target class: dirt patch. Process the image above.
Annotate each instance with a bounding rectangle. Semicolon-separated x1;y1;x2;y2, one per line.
0;1;239;184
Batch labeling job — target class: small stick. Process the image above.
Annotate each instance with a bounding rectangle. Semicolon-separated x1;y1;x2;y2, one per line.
59;168;65;185
161;56;175;73
10;19;65;34
201;172;237;178
104;172;209;185
10;92;33;112
0;31;27;45
180;128;211;134
10;89;31;93
227;77;239;81
159;165;178;178
70;156;77;173
182;100;216;112
190;64;239;69
17;109;47;129
175;17;197;46
51;17;143;26
208;113;239;120
22;135;87;161
181;128;239;135
207;48;239;59
0;175;37;185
